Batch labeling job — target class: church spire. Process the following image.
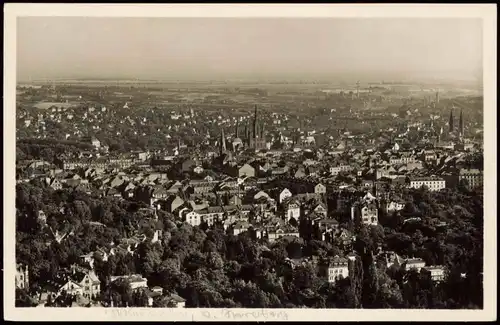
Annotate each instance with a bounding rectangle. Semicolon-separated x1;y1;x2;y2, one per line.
459;109;464;136
449;107;454;134
220;128;226;156
235;119;239;138
253;105;258;140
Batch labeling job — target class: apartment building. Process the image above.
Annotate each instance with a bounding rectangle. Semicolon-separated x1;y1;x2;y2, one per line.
408;176;446;191
458;169;483;190
327;255;349;283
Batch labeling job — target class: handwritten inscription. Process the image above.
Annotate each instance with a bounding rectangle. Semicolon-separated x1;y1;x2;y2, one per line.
203;309;289;321
104;308;289;321
104;308;192;320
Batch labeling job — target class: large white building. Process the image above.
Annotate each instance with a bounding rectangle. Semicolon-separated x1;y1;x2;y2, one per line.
329;164;352;176
327;255;349;283
403;258;426;272
389;155;416;165
110;274;148;290
184;210;202;227
284;201;300;222
279;188;293;204
458;169;483;189
422;265;446;282
15;264;29;290
408;176;446;191
351;202;379;226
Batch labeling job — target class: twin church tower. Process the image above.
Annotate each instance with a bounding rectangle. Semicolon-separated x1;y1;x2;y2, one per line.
220;105;267;155
448;106;464;136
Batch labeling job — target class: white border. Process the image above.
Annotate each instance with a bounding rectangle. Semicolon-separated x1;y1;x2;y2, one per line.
4;3;497;322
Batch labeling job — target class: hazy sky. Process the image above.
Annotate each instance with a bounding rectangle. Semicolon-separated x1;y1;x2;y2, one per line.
17;17;483;81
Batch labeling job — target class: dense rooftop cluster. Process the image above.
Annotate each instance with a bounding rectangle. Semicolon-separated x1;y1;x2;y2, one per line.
15;81;484;309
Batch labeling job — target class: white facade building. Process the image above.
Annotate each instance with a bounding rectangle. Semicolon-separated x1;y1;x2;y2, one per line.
408;176;446;191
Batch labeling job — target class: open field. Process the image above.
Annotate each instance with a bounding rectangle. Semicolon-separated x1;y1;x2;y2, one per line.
32;102;79;110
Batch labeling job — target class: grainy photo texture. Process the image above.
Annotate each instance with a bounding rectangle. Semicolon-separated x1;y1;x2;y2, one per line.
14;15;485;310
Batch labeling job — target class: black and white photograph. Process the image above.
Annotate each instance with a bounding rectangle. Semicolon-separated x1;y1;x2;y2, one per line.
4;3;496;322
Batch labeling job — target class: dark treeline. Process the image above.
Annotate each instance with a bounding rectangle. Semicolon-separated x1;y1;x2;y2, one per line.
16;138;94;164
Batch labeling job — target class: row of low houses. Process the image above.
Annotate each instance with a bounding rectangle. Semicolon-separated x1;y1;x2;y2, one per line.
281;251;446;286
26;265;185;308
19;146;483;197
32;164;474;242
379;251;446;282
